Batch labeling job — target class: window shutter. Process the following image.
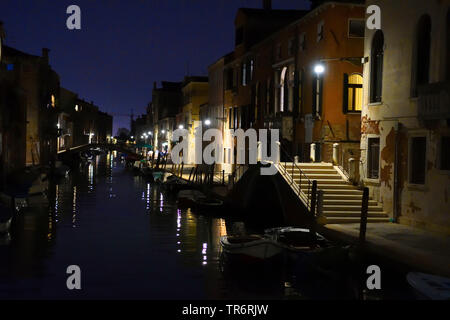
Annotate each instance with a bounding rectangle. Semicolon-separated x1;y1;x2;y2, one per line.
312;78;317;116
343;73;349;114
318;78;323;116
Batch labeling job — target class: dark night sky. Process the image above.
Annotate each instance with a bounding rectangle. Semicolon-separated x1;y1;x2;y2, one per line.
0;0;310;133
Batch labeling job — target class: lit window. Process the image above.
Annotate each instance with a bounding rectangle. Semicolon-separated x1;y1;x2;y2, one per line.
75;104;79;112
51;95;56;108
344;73;363;112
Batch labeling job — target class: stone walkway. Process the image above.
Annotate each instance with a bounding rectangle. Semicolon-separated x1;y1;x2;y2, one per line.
319;222;450;277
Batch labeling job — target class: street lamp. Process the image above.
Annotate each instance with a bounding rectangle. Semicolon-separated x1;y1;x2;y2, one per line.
178;125;184;129
204;119;211;126
314;64;325;75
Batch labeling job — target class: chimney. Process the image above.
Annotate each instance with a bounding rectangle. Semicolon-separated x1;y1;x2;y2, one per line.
0;21;5;40
42;48;50;64
153;81;157;90
263;0;272;10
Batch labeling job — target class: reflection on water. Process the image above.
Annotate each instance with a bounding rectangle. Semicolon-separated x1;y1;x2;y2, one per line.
0;153;414;300
0;153;272;299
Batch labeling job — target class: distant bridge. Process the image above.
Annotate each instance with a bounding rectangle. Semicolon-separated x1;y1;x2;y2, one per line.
57;143;144;160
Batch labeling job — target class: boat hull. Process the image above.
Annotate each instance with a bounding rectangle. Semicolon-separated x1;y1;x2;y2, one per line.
220;236;283;260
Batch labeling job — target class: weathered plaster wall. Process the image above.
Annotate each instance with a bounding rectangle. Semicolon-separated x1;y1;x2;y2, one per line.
360;0;450;234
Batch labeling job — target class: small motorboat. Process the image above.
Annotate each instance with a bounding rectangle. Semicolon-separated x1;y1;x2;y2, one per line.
0;203;13;234
407;272;450;300
220;234;283;261
177;190;206;208
192;197;224;214
264;227;328;252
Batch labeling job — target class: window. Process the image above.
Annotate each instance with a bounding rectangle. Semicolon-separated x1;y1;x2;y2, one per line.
370;30;384;103
343;73;363;112
288;38;294;56
275;44;281;60
250;59;254;81
312;75;323;117
348;19;365;38
368;138;380;179
225;68;233;90
228;108;233;129
440;136;450;170
410;136;426;184
447;10;450;80
241;63;247;86
266;79;271;115
412;15;432;97
298;69;304;114
317;21;324;42
235;27;243;46
299;33;306;51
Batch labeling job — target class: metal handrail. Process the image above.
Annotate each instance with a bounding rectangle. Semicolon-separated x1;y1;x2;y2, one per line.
277;142;313;210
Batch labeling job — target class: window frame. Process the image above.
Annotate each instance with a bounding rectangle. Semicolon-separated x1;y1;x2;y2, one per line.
343;73;363;113
317;21;324;42
348;18;365;39
370;30;384;103
367;136;380;180
408;134;428;185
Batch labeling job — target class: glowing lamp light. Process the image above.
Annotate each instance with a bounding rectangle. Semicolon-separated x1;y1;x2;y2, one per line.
130;136;134;139
161;130;166;134
314;64;325;75
178;125;184;129
148;131;151;135
204;119;211;126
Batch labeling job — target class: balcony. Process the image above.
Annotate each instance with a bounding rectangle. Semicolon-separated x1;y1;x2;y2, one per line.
418;81;450;120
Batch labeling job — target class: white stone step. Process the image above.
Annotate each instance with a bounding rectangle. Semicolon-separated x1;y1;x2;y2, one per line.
323;199;378;206
323;205;384;212
291;173;342;180
324;217;390;224
299;182;354;188
323;211;388;217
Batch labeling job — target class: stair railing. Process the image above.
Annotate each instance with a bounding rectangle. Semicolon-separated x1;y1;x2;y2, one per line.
277;143;314;210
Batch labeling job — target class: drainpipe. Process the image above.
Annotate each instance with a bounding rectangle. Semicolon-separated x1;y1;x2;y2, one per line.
393;122;401;223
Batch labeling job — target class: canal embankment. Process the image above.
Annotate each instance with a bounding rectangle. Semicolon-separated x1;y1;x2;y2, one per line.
318;223;450;278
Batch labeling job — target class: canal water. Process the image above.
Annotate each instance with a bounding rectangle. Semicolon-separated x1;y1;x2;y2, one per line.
0;153;415;300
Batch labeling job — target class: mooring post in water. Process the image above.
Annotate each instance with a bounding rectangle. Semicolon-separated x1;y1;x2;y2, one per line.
310;180;318;246
359;187;369;243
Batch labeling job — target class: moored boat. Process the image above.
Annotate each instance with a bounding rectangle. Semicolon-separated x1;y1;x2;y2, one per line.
264;227;328;252
407;272;450;300
220;234;283;261
0;203;13;234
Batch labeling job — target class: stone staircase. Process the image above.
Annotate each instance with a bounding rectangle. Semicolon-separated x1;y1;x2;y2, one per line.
278;162;390;224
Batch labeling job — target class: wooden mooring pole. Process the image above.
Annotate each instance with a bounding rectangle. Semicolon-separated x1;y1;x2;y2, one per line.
359;187;369;243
